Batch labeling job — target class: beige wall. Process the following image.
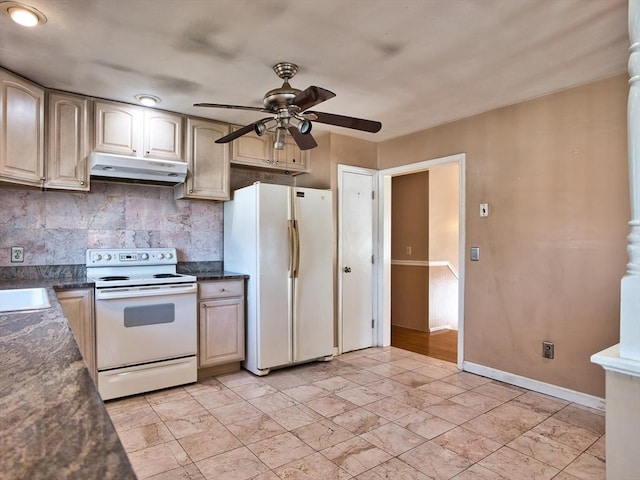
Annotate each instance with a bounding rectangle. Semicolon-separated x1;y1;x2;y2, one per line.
391;172;429;330
379;74;629;397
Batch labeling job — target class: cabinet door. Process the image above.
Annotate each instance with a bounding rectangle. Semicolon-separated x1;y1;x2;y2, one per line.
0;69;45;186
231;129;271;167
275;137;308;172
199;296;245;367
176;118;229;200
57;289;96;382
46;92;90;191
94;100;142;156
143;109;183;161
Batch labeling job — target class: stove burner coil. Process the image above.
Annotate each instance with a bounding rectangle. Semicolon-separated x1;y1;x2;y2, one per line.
99;276;130;281
153;273;182;278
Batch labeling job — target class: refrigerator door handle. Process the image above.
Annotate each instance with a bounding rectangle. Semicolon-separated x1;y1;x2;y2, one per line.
288;219;295;278
293;220;301;278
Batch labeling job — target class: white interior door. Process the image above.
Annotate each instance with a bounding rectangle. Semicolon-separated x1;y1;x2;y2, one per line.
339;166;377;353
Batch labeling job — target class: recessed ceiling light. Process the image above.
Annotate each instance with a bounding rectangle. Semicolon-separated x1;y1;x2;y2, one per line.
0;2;47;27
135;94;161;107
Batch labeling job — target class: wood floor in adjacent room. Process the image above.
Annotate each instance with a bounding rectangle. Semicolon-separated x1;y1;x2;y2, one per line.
391;325;458;364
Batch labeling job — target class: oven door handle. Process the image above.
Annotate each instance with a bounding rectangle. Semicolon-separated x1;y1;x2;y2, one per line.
95;283;197;300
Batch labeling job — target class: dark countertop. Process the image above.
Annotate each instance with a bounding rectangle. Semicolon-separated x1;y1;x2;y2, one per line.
0;268;248;479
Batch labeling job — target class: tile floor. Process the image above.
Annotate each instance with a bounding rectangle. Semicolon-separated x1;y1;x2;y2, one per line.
105;347;606;480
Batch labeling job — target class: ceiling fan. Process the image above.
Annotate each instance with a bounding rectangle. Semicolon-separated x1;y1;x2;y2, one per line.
194;62;382;151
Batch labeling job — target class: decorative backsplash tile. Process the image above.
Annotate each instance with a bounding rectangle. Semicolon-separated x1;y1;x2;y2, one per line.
0;167;294;267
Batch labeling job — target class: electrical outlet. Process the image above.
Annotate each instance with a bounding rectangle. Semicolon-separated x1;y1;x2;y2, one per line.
470;246;480;261
542;341;554;359
11;246;24;263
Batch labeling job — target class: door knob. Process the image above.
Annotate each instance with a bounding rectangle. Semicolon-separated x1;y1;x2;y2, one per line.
343;266;352;273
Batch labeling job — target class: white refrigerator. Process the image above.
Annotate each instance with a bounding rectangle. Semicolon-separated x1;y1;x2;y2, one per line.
224;182;334;375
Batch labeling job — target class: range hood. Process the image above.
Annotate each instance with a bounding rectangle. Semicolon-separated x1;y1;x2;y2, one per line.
89;152;187;185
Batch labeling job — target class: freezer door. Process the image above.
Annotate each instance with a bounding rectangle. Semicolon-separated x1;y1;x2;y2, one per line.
291;187;334;362
256;183;293;369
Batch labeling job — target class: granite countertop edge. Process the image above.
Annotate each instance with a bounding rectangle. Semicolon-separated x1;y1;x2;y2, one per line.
0;268;248;478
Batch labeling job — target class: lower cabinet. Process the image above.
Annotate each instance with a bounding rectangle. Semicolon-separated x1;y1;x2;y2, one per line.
198;280;245;373
56;288;96;382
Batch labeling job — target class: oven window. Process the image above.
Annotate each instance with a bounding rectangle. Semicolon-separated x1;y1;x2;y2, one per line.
124;303;175;327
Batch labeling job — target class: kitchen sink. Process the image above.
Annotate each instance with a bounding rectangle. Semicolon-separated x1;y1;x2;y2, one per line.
0;288;51;313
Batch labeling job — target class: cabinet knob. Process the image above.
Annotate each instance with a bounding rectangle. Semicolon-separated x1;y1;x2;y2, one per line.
189;189;193;194
220;288;226;292
132;149;137;154
80;181;85;186
146;151;150;155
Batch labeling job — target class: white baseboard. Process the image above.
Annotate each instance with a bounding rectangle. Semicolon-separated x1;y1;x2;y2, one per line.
429;325;452;333
462;361;605;411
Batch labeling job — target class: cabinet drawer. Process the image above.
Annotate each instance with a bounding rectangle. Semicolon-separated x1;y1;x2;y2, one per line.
199;280;243;299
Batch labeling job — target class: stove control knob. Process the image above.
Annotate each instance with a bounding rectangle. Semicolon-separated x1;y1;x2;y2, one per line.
140;253;149;260
104;254;112;261
158;253;165;260
94;254;102;261
166;252;173;259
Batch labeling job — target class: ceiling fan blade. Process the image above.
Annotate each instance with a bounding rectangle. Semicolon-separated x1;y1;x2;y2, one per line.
215;123;255;144
194;103;267;113
293;86;336;112
308;111;382;133
287;127;318;150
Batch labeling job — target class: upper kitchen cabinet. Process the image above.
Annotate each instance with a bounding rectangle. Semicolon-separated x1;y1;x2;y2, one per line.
46;91;91;191
175;118;230;201
231;127;308;174
94;100;183;161
0;69;45;187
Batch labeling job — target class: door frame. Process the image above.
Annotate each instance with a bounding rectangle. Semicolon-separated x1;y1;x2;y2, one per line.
337;164;379;355
377;153;466;368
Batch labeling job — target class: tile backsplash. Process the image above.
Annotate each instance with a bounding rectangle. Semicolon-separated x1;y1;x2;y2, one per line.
0;168;294;267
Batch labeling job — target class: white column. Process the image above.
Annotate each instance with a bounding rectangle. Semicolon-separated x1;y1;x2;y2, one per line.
621;0;640;361
592;2;640;477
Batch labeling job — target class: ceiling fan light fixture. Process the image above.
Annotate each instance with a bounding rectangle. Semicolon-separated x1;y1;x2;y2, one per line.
274;127;286;150
289;116;312;134
1;2;47;26
254;118;277;136
135;94;160;107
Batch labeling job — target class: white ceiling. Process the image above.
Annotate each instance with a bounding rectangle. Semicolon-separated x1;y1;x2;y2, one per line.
0;0;630;143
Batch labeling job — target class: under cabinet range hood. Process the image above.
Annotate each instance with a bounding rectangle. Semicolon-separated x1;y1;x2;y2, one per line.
89;152;187;185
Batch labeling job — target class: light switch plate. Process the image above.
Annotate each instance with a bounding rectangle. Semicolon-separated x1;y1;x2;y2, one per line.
470;247;480;261
480;203;489;217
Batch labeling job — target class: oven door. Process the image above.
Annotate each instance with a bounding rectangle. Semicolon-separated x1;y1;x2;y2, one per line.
95;282;197;371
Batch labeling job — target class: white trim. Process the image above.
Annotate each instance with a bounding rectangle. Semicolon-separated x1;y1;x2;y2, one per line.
337;164;379;355
391;259;459;279
378;153;466;369
592;343;640;378
463;361;606;411
429;325;452;333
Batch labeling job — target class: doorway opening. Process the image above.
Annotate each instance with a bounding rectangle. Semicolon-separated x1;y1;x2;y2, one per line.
377;154;465;368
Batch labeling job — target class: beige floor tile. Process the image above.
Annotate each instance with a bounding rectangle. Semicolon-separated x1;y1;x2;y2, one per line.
267;404;323;430
144;462;205;480
282;384;331;403
425;399;482;425
335;385;388;406
183;377;224;396
193;388;244;410
292;418;354;450
226;413;287;445
552;405;606;436
365;378;413;396
433;426;501;462
399;441;472;479
390;357;432;371
275;452;352;479
585;435;605;461
418;379;467;398
509;391;569;415
306;394;358;417
144;386;191;406
507;430;581;470
196;446;269;480
331;407;390;435
118;421;174;453
248;431;316;469
552;473;582;480
109;402;162;433
209;399;263;425
491;402;551;429
450;391;504;413
361;422;426;456
563;452;606;480
414;364;457;380
366;363;408;378
441;372;492;390
479;446;559;480
260;371;309;390
389;370;436;387
104;395;149;415
249;391;298;414
532;417;601;451
363;397;422;421
344;355;383;368
394;388;447;410
355;457;430;480
231;381;279;400
216;370;259;388
128;440;191;479
472;382;525;402
313;375;360;393
451;464;510;479
151;397;210;422
163;412;222;440
464;412;531;444
252;471;281;480
394;410;457;440
341;369;384;385
177;423;242;462
322;437;392;476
